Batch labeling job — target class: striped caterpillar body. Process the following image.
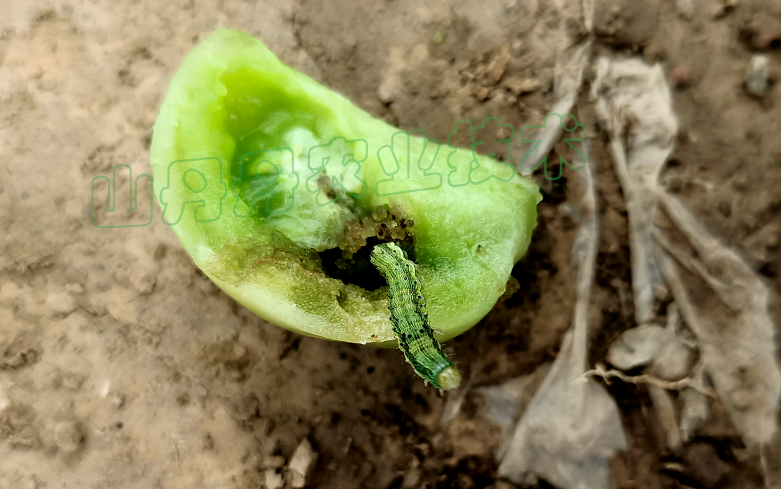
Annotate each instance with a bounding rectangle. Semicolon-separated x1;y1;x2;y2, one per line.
370;242;461;390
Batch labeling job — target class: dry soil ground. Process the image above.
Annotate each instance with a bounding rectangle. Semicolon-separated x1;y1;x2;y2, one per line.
1;0;780;488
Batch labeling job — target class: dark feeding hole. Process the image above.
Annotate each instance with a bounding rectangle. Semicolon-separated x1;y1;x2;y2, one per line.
318;236;415;291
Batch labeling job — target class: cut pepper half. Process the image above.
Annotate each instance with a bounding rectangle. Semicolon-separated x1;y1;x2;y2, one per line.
150;28;541;345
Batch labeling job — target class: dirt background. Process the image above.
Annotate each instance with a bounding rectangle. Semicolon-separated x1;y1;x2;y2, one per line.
1;0;780;488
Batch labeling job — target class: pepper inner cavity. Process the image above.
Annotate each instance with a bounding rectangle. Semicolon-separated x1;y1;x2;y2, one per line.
318;204;415;291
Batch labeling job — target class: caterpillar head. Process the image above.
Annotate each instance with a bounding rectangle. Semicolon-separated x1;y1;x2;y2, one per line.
437;366;462;390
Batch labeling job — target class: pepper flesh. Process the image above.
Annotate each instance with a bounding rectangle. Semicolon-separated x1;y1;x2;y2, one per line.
150;28;541;345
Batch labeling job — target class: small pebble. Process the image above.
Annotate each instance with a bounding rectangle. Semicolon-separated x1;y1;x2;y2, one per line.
110;392;125;409
263;455;286;468
654;283;672;302
732;175;748;191
131;272;156;295
53;420;84;453
3;351;27;368
669;67;690;88
60;372;86;391
473;84;490;101
712;0;738;19
402;467;422;489
746;54;770;97
46;292;77;316
153;243;167;260
377;83;396;104
502;77;543;95
64;282;84;295
677;0;696;18
684;442;731;488
264;469;284;489
288;438;317;488
753;31;781;50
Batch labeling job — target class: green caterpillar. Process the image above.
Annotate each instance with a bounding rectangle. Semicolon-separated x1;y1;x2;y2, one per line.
370;242;462;390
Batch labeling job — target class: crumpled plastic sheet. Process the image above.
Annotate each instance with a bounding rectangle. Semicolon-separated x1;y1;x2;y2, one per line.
489;10;780;488
517;40;592;174
654;192;781;482
591;55;679;325
497;140;627;488
470;363;552;461
604;304;697;453
589;52;781;485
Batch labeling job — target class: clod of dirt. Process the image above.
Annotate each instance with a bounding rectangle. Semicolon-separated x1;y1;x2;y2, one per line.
471;46;512;98
130;271;156;295
498;276;521;301
53;420;84;454
264;469;284;489
711;0;739;20
262;455;285;469
484;46;511;84
287;438;317;488
45;292;77;316
110;392;125;410
683;442;732;488
229;394;261;423
753;31;781;50
401;466;421;489
0;404;40;450
746;55;770;97
3;351;26;369
738;17;781;49
593;0;660;49
676;0;697;19
2;347;39;369
669;67;691;88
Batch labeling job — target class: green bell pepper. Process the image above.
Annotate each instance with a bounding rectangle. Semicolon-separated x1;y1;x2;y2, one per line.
150;28;541;346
